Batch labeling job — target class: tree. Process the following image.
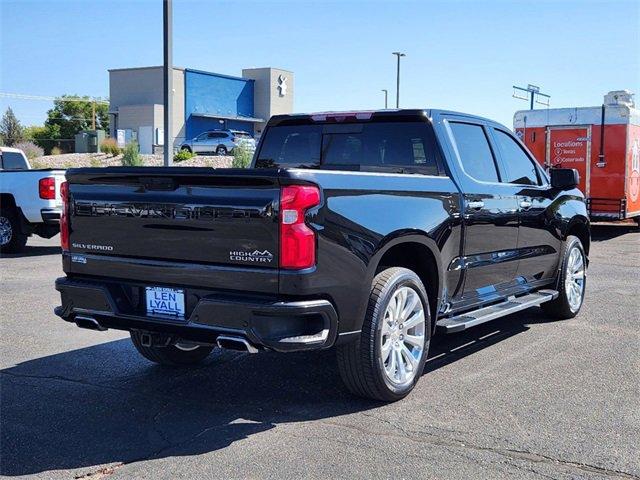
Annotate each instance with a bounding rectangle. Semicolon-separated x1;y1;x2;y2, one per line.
44;95;109;141
27;124;61;154
0;107;24;146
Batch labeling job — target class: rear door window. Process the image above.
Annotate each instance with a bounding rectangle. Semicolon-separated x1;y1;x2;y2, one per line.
492;129;540;185
448;122;499;183
256;122;439;174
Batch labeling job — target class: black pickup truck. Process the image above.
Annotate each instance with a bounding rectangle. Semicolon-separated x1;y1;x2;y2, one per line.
55;109;590;401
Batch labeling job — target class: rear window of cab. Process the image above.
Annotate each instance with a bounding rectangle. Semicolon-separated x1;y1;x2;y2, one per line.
255;122;441;175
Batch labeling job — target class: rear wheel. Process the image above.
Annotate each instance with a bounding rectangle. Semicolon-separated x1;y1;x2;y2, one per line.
180;146;192;153
337;267;431;402
0;207;27;254
216;145;227;156
542;235;586;319
130;331;214;366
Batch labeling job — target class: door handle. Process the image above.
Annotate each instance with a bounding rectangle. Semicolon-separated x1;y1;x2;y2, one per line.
519;200;532;210
467;200;485;210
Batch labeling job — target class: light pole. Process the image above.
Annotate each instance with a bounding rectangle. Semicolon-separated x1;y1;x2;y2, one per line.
381;89;388;109
392;52;405;108
163;0;173;166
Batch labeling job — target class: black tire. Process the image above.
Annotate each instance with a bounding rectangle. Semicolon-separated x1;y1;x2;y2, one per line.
130;331;214;366
0;207;27;254
180;146;192;153
337;267;431;402
542;235;587;319
216;145;227;156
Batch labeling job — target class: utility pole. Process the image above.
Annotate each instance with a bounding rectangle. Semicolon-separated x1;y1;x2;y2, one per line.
381;89;388;109
392;52;405;108
91;100;96;130
163;0;173;166
513;84;550;110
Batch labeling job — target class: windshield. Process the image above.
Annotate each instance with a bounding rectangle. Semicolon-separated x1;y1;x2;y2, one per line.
255;121;440;174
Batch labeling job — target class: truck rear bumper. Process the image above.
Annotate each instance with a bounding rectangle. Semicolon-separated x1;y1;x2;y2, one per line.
54;277;338;352
40;208;61;224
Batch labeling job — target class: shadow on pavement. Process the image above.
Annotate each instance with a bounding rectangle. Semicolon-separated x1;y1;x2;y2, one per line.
591;223;638;242
1;309;550;476
1;245;61;258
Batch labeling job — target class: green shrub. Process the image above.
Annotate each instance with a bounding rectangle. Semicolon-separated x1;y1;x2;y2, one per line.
50;146;62;156
13;141;44;160
26;124;61;154
100;137;121;156
121;141;142;166
232;144;252;168
89;156;102;168
173;149;194;162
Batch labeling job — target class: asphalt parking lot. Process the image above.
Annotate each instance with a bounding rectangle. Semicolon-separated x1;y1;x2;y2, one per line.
1;225;638;480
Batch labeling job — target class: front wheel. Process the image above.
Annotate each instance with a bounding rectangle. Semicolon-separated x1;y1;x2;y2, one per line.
337;267;431;402
130;331;214;366
542;235;587;319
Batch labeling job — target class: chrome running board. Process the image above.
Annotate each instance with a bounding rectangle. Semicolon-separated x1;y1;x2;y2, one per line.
435;289;559;334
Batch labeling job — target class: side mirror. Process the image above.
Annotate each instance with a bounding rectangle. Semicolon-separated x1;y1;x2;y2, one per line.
550;168;579;190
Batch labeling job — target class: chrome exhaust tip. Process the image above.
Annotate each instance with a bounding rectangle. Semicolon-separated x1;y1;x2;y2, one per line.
216;335;259;354
75;315;107;332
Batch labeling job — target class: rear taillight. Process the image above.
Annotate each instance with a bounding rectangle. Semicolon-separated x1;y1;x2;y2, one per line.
280;185;320;269
60;181;69;251
39;177;56;199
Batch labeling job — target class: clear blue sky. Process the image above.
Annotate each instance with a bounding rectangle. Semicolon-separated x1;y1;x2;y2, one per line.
1;0;638;129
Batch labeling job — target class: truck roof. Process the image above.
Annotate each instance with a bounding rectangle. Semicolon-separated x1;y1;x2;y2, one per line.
269;108;502;127
0;147;24;154
514;104;640;128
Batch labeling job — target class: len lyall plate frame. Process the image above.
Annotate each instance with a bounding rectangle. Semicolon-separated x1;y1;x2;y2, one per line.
145;286;185;318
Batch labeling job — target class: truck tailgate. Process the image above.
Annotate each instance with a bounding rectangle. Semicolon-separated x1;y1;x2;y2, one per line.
66;168;280;268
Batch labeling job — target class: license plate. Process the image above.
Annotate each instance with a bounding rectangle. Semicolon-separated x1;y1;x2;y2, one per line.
145;287;185;318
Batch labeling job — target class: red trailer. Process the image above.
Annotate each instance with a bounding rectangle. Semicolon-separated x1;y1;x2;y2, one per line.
514;90;640;224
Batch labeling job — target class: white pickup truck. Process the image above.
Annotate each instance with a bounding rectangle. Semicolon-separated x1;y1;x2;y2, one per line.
0;147;66;253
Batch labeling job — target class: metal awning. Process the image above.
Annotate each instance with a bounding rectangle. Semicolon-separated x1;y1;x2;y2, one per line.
190;112;265;123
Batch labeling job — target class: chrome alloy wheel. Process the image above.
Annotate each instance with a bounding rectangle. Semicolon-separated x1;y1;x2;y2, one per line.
565;246;585;312
0;216;12;246
379;286;426;387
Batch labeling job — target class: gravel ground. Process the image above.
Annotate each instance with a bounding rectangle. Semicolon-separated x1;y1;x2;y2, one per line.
30;153;233;169
0;225;638;479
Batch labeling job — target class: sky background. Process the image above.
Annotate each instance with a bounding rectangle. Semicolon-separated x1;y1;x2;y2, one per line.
1;0;639;129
